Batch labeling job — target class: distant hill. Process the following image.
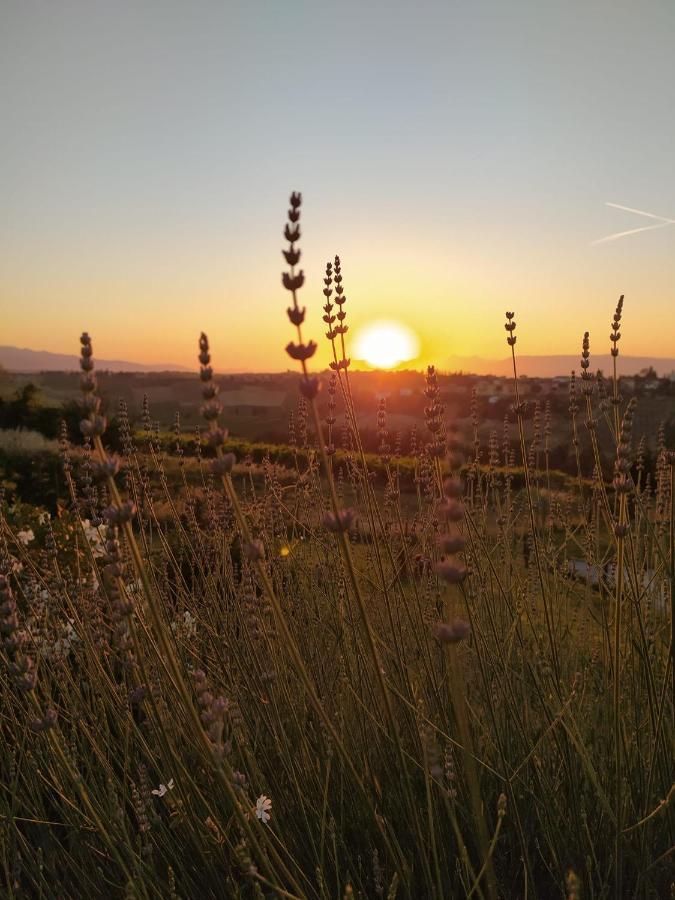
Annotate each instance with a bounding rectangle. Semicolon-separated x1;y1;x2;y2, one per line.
2;344;674;378
444;354;675;378
0;346;190;373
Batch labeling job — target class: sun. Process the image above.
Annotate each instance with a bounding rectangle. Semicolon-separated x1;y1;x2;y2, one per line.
353;320;420;369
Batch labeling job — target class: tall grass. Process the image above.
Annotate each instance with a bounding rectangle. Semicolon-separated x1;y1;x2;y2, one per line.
0;194;673;898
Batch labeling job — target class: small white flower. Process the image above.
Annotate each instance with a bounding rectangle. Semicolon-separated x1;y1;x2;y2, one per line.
17;528;35;546
171;610;197;639
82;520;105;557
38;512;51;525
255;794;272;824
152;778;175;797
183;611;197;637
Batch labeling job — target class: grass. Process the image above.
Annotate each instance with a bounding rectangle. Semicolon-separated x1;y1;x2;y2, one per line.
0;195;672;899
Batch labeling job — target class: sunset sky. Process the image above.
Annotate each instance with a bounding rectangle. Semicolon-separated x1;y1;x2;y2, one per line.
2;1;675;372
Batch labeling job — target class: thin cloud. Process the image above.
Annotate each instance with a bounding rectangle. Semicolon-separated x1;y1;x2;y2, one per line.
592;202;675;245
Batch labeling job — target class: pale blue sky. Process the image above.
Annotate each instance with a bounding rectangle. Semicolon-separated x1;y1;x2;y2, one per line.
2;0;674;368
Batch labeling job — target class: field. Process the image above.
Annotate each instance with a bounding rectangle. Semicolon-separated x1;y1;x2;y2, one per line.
0;196;673;899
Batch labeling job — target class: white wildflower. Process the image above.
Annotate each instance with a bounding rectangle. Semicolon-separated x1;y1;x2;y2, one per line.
255;794;272;824
82;520;105;557
171;610;197;639
151;778;175;798
50;619;80;661
17;528;35;546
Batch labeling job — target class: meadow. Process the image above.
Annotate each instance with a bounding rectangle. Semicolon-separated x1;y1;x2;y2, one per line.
0;194;673;899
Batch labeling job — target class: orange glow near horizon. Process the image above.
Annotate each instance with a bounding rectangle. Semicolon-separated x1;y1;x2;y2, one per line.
1;223;675;373
353;320;420;369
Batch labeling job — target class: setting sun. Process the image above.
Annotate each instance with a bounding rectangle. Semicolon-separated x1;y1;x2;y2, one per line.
353;320;420;369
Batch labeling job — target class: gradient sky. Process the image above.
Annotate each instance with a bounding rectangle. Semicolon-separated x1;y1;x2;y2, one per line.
2;1;675;371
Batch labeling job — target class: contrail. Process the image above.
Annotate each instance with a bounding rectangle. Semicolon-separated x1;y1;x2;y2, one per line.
605;202;675;223
592;202;675;245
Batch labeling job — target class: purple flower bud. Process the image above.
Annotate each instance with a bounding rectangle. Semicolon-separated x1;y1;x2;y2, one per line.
201;401;223;422
282;271;305;292
438;533;466;554
129;685;148;704
283;248;301;266
80;394;101;413
210;453;236;475
80;416;107;437
436;561;468;584
285;341;317;362
244;539;265;561
104;501;136;525
323;508;358;533
284;224;300;243
30;708;57;732
434;618;471;644
93;455;120;480
443;478;464;499
299;376;321;400
439;500;464;523
287;306;306;326
207;428;229;448
201;383;219;400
